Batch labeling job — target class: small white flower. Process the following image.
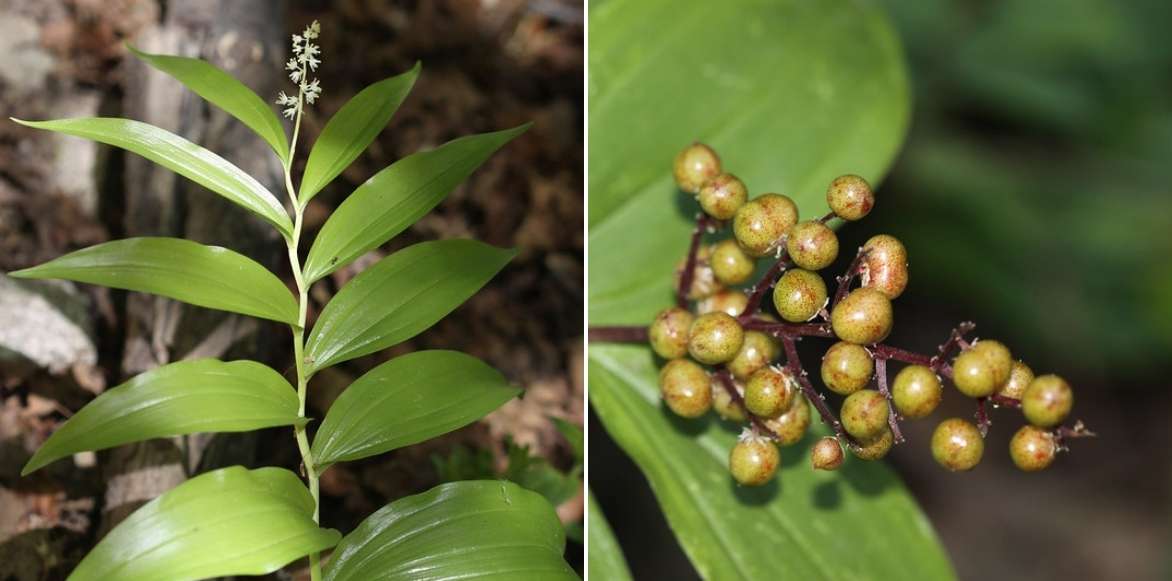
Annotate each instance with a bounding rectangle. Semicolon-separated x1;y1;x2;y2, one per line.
282;106;297;119
289;68;302;82
286;58;298;71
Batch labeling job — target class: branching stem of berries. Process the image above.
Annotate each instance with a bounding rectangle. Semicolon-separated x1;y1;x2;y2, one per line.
589;219;1093;456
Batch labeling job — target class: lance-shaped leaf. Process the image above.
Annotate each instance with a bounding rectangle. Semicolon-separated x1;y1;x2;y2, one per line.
299;63;421;203
10;237;298;324
11;117;292;236
22;359;301;475
305;239;513;373
311;350;518;467
71;466;340;581
323;480;577;581
587;490;633;581
303;124;530;283
128;46;290;163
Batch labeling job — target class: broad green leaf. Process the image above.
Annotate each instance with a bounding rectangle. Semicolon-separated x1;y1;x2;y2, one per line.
323;480;576;581
23;359;301;475
303;124;530;283
11;237;297;324
299;63;421;203
588;0;955;579
71;466;340;580
128;46;290;163
587;490;633;581
305;239;513;373
312;350;518;467
12;117;292;236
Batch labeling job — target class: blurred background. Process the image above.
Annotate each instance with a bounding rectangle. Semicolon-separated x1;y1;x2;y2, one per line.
592;0;1172;578
0;0;582;578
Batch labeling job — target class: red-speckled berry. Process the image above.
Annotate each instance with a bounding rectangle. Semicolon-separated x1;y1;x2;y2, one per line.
1009;425;1058;472
648;307;694;360
831;288;893;345
860;235;908;299
996;361;1034;401
698;173;748;220
728;331;777;380
820;341;874;395
744;366;795;418
732;193;799;257
763;396;810;445
673;142;721;194
772;268;828;322
841;389;890;441
786;220;839;271
659;359;712;418
931;418;984;471
851;428;894;461
826;174;875;221
1022;374;1073;428
892;364;942;419
971;340;1013;388
687;312;744;365
698;289;749;318
811;436;845;470
711;239;755;285
729;434;779;486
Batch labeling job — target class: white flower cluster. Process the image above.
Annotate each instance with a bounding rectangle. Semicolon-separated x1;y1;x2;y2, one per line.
276;20;324;119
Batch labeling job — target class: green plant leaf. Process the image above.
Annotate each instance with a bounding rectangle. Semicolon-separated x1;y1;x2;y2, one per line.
553;417;584;464
22;359;301;475
323;480;577;581
128;46;290;163
311;350;518;467
71;466;340;580
10;237;297;324
588;0;956;578
11;117;292;237
587;490;633;581
299;63;421;203
305;239;513;373
303;124;530;283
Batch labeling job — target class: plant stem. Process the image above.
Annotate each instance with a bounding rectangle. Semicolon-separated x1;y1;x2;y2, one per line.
676;213;710;308
282;64;322;581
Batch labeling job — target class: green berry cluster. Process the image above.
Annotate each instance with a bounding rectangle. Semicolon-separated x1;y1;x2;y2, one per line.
642;142;1092;486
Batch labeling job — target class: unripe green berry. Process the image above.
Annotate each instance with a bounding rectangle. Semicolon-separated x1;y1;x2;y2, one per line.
698;289;749;318
659;359;712;418
891;364;942;419
732;193;799;257
1022;374;1073;428
711;377;747;422
996;361;1034;401
771;268;828;323
831;288;893;345
851;428;894;461
675;245;723;300
687;312;744;365
826;174;874;221
728;331;777;380
971;340;1013;388
952;348;998;398
648;307;693;360
698;173;748;220
1009;425;1057;472
811;436;845;470
729;435;779;486
786;220;839;271
860;234;908;299
931;418;984;471
673;142;721;194
820;341;874;395
710;239;755;285
744;366;795;418
763;396;810;446
841;389;890;441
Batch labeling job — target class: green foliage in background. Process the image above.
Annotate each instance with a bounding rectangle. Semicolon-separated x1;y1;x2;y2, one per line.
588;0;955;579
11;29;575;580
